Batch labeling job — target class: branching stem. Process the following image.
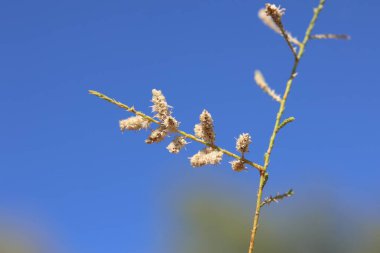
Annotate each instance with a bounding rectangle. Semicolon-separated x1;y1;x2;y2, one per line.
247;1;326;252
89;90;264;171
89;1;328;251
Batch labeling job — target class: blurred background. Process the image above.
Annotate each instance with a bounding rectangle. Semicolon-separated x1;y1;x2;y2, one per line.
0;0;379;252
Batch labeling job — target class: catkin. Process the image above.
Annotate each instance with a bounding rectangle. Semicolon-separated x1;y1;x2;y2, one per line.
146;127;168;144
163;116;179;132
119;116;151;131
230;160;246;172
190;147;223;167
167;136;187;154
151;89;170;120
236;133;252;153
194;110;216;144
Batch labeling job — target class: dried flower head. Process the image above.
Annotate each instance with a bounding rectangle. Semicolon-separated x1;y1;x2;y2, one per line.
163;116;179;132
145;126;168;144
167;136;187;154
119;116;151;131
265;3;285;26
258;8;300;46
151;89;170;120
230;160;246;172
254;70;282;102
194;110;216;144
236;133;252;153
190;147;223;167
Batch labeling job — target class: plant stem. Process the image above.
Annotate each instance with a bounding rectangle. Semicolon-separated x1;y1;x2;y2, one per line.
88;90;264;171
247;171;266;253
247;1;326;252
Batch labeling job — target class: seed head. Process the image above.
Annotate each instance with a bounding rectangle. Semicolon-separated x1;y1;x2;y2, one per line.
151;89;170;121
190;147;223;167
119;116;151;131
265;3;285;27
258;8;300;46
230;160;246;172
167;136;187;154
145;127;168;144
194;110;216;144
163;116;179;132
236;133;252;153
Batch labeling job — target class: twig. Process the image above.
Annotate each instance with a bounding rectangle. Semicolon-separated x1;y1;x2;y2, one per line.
261;189;294;207
89;90;264;172
277;117;295;132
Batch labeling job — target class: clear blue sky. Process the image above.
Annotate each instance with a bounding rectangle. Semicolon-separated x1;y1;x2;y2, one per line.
0;0;379;252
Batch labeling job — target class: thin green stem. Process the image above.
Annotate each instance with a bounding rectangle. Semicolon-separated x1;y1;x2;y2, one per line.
247;1;326;252
248;171;266;253
89;90;264;171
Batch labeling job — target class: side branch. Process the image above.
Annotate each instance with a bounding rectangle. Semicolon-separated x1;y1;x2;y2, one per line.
265;4;298;59
311;34;350;40
89;90;161;124
277;117;295;132
260;189;294;207
89;90;264;172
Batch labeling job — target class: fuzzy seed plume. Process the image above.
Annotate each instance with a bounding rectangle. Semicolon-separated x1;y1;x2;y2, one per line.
119;116;151;131
145;127;168;144
254;70;282;102
190;147;223;167
194;110;216;144
151;89;170;121
167;136;187;154
230;160;246;172
236;133;252;153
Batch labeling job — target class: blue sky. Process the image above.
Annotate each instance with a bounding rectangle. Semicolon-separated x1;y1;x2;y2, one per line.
0;0;379;252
